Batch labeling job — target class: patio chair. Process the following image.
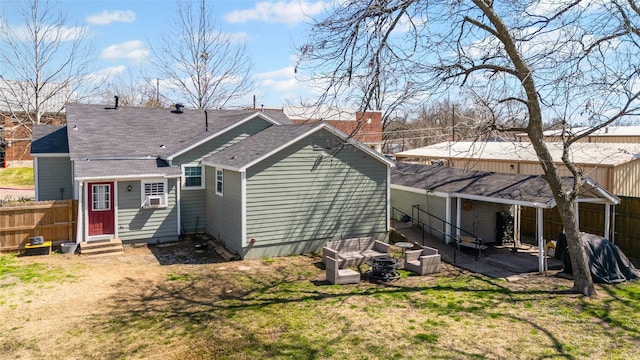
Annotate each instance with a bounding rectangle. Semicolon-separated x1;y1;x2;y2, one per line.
404;246;441;275
325;256;361;284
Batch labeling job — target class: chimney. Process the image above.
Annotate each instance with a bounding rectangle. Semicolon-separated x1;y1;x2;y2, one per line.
204;110;209;131
114;96;119;109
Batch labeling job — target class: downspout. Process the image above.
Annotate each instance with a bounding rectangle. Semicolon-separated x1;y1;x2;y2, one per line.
34;157;39;201
177;177;182;235
386;166;391;233
76;181;83;244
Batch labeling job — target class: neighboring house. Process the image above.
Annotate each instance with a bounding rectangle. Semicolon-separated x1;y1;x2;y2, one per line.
394;141;640;197
283;105;383;153
1;80;70;167
391;162;620;272
31;103;393;259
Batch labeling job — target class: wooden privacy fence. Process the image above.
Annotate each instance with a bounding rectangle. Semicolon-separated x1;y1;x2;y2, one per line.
521;196;640;259
0;200;77;252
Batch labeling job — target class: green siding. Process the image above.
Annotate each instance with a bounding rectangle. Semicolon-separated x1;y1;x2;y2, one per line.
36;156;73;200
116;179;179;243
243;129;389;259
391;187;449;241
180;189;206;233
205;167;243;254
176;118;272;233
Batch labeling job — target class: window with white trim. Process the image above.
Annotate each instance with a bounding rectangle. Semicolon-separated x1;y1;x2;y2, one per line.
215;169;223;196
182;165;204;189
141;179;168;208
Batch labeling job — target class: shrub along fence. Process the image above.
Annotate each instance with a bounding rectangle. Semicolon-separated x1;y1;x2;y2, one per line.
0;200;77;252
521;196;640;259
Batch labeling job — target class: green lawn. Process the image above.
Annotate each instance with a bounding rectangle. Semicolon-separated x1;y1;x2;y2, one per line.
0;167;34;187
2;253;640;359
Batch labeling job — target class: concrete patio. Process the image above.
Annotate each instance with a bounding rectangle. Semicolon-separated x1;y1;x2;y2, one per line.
392;223;565;281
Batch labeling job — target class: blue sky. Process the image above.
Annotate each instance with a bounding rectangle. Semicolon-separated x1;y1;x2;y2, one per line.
0;0;327;108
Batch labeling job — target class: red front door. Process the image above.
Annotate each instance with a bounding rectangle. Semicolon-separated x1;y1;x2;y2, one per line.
88;182;115;236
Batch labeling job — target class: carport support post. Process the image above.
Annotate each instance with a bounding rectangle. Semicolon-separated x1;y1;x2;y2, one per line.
514;205;521;247
445;196;452;244
455;197;462;242
604;204;611;241
537;207;545;273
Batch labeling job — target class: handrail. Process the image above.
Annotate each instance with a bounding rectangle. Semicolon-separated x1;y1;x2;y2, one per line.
412;204;476;239
391;207;458;245
391;206;483;262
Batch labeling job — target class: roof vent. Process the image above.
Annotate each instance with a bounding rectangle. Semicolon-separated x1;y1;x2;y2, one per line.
174;103;184;114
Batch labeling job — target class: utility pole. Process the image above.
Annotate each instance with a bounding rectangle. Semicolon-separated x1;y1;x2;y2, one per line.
451;103;455;142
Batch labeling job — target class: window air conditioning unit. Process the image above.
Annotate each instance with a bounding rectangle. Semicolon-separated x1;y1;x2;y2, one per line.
144;195;163;208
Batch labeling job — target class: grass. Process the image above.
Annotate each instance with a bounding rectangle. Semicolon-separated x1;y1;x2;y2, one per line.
0;254;77;288
0;167;34;187
3;254;640;359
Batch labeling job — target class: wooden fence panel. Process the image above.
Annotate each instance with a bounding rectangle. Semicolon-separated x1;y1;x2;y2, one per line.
522;198;640;258
612;196;640;259
0;200;77;251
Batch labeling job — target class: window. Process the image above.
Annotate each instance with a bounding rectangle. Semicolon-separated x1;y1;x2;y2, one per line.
92;184;110;211
182;165;204;189
215;169;223;196
141;180;167;208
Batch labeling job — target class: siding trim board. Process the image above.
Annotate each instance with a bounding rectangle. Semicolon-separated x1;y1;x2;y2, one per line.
241;171;247;247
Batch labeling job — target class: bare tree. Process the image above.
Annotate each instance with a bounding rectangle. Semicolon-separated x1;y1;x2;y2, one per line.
0;0;94;124
299;0;640;296
150;0;255;109
97;67;167;108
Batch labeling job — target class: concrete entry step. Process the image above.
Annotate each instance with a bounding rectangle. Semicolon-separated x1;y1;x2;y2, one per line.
80;238;124;257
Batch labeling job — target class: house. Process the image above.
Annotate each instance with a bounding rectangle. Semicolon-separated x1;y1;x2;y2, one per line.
394;141;640;197
31;102;393;259
203;122;392;258
391;162;620;272
283;105;383;153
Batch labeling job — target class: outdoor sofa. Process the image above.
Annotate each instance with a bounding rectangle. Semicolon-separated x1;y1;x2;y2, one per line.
322;236;391;267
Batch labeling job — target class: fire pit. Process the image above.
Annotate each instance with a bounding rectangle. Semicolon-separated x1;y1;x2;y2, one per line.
366;255;401;282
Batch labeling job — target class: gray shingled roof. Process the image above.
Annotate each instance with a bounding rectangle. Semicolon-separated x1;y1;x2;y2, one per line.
65;103;287;160
203;123;319;170
73;158;181;180
32;125;69;154
392;162;619;207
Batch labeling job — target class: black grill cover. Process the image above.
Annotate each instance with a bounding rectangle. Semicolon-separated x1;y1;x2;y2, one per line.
556;232;640;284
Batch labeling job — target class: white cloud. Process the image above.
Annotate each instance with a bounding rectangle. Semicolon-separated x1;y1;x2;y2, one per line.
100;40;149;60
86;10;136;25
253;66;310;105
9;25;87;42
255;66;297;80
255;66;299;93
87;65;127;84
224;1;326;26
